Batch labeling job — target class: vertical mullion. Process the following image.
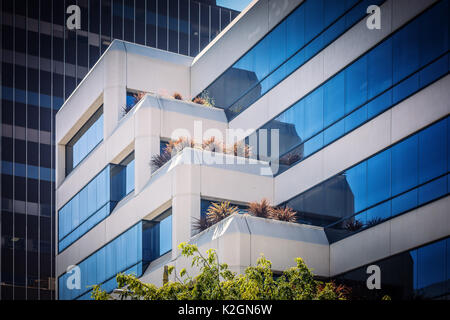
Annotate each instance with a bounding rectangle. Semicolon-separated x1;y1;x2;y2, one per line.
12;0;15;300
166;0;169;50
0;0;3;300
25;0;28;300
177;0;179;54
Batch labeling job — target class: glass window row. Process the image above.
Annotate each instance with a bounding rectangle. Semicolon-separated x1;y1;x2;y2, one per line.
281;116;449;235
65;106;104;176
335;237;450;300
58;153;135;252
201;0;385;119
59;209;172;300
247;1;449;175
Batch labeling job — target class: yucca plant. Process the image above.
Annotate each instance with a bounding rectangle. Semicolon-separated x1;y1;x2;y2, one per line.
225;141;252;158
269;206;297;223
191;216;211;233
150;151;172;171
193;97;207;105
344;219;363;231
173;92;183;100
206;201;239;225
166;137;195;156
133;91;146;103
248;199;273;218
202;136;224;153
366;217;383;228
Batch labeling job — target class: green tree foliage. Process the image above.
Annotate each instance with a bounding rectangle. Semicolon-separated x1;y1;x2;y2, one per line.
91;243;349;300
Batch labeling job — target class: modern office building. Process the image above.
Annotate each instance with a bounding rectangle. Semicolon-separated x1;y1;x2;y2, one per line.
56;0;450;300
0;0;239;300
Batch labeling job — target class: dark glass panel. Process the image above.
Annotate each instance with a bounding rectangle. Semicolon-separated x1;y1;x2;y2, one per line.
113;0;123;39
190;1;199;56
418;119;447;183
124;0;135;42
135;0;146;45
168;0;178;53
200;3;209;51
146;0;157;47
101;0;112;37
158;0;168;50
179;0;189;55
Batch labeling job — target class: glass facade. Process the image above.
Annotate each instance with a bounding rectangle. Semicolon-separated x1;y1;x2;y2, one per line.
247;0;449;174
65;106;103;175
1;0;238;300
281;117;449;239
143;209;172;262
58;208;172;300
58;152;135;252
335;237;450;300
200;0;386;120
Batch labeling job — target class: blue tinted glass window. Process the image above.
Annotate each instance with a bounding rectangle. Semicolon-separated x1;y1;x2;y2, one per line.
324;72;345;127
367;150;391;207
344;104;367;133
304;0;324;43
391;135;418;196
59;222;147;300
393;19;420;83
366;201;391;224
268;20;287;72
391;189;418;217
344;162;367;213
275;100;304;155
66;107;103;175
417;240;446;296
286;5;305;57
418;175;447;205
368;39;393;99
345;56;368;114
418;119;447;183
303;87;324;139
418;0;449;66
324;0;346;26
159;215;172;256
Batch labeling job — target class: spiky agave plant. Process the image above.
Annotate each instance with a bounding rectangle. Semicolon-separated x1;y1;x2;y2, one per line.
165;137;195;156
150;151;172;171
344;219;363;231
173;92;183;100
206;201;239;225
269;206;297;223
133;91;146;104
191;216;211;233
248;199;273;218
225;141;251;158
202;136;224;153
193;97;207;105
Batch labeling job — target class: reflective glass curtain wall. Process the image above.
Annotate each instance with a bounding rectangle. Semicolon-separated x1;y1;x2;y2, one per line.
1;0;237;300
248;0;449;175
201;0;387;119
283;116;450;236
335;237;450;300
58;210;172;300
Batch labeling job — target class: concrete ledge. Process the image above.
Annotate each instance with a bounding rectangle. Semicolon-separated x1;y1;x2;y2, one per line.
141;213;330;286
